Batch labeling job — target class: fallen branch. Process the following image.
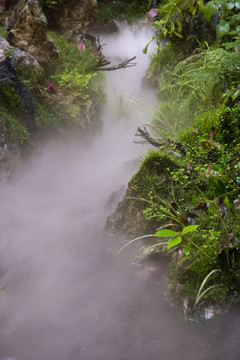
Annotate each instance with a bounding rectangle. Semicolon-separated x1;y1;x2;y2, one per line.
134;125;163;147
134;125;186;154
96;56;137;71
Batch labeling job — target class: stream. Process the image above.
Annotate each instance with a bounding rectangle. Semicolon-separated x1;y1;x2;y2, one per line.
0;23;239;360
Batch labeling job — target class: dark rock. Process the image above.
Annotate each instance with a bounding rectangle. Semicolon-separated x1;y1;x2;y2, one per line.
104;185;126;214
6;0;58;69
0;58;37;133
43;0;98;33
105;153;179;238
90;19;119;34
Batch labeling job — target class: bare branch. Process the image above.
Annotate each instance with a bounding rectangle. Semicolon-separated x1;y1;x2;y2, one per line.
134;125;163;147
134;125;186;155
96;56;137;71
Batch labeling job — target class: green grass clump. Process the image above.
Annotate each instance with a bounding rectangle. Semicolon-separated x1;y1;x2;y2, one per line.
0;83;29;143
0;26;7;37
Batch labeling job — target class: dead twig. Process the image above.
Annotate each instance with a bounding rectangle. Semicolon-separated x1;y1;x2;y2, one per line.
134;125;186;155
96;56;137;71
134;125;163;147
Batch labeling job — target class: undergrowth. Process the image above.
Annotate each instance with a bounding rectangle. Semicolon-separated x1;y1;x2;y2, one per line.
35;31;105;130
97;0;154;22
125;0;240;316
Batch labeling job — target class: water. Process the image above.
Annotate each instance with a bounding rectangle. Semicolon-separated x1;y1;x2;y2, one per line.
0;23;238;360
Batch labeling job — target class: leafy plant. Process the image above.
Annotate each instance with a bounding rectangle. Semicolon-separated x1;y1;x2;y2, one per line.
194;269;221;308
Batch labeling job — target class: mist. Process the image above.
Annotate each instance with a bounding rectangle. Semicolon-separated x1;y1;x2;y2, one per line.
0;23;236;360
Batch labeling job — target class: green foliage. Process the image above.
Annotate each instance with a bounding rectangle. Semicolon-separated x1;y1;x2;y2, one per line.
149;0;240;50
138;0;240;315
0;26;7;37
34;31;105;128
97;0;152;22
0;83;29;143
147;42;182;84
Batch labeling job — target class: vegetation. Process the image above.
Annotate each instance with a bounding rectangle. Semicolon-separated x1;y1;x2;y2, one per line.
35;31;105;131
97;0;157;22
124;0;240;316
0;83;29;143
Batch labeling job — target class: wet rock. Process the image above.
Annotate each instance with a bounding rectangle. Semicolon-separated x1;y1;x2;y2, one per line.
105;154;179;238
91;19;119;34
43;0;98;33
105;184;149;237
105;185;126;214
0;36;44;81
6;0;58;69
0;58;37;133
0;134;21;183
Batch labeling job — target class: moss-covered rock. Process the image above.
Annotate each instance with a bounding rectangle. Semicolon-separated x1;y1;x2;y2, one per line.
105;150;180;237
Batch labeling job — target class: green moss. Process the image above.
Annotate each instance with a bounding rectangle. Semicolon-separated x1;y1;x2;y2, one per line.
0;83;29;143
147;43;182;83
0;26;7;37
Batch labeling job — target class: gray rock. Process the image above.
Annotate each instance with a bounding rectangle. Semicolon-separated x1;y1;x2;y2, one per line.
6;0;58;68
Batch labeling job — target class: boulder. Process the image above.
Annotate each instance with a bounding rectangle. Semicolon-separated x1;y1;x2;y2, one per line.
43;0;98;33
0;58;37;133
6;0;58;68
0;36;43;79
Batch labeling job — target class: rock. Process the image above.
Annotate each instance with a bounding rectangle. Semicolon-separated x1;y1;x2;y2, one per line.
105;153;179;238
0;36;44;81
0;131;21;183
6;0;58;68
0;58;37;133
104;185;126;214
43;0;98;34
90;19;119;34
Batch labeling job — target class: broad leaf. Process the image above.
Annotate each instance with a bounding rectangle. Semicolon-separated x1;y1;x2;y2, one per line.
208;176;226;197
182;225;200;234
198;0;205;13
168;236;182;249
223;196;235;216
208;200;218;215
154;229;178;237
204;1;218;22
216;22;230;38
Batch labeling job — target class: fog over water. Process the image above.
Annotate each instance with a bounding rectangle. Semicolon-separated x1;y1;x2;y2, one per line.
0;23;239;360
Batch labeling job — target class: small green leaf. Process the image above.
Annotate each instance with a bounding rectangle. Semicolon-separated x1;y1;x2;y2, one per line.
223;196;235;216
183;246;191;255
143;46;148;54
208;201;218;215
204;1;218;22
173;31;183;38
176;19;182;33
168;236;182;249
182;225;200;234
216;21;231;38
154;229;178;237
198;0;205;13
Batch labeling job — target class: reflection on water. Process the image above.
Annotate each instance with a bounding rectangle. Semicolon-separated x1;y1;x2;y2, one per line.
0;23;239;360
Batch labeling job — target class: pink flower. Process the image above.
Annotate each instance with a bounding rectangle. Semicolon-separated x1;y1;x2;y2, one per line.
46;82;57;92
148;8;158;19
76;42;86;51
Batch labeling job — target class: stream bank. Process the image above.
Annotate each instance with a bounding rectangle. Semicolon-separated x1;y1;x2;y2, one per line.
0;21;224;360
